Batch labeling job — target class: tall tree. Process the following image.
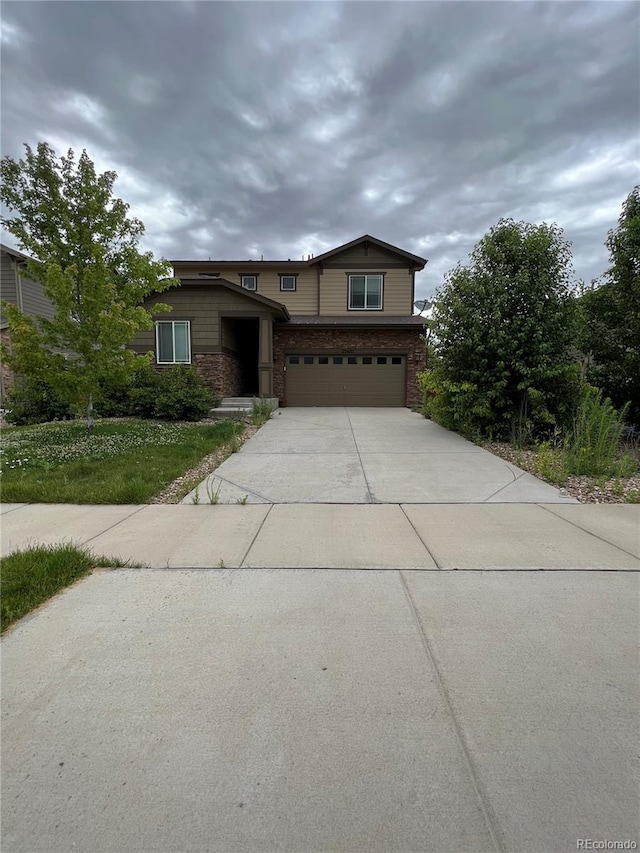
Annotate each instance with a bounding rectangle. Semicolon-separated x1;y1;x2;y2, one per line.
425;219;580;441
1;142;177;431
581;187;640;425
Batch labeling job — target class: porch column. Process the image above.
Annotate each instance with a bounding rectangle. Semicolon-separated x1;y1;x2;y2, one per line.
258;315;274;398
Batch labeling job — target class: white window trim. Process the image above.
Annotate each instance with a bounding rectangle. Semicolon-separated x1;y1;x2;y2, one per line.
280;275;297;291
348;274;383;310
155;320;192;364
241;275;257;291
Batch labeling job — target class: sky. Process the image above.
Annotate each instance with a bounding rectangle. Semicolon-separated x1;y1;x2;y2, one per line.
1;1;638;302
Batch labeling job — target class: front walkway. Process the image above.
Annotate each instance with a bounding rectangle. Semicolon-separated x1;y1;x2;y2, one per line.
180;408;578;504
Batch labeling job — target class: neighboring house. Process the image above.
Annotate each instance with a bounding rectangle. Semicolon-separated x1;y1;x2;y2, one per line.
1;243;56;398
132;235;428;407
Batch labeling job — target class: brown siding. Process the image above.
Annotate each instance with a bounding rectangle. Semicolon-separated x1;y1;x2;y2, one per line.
245;269;317;315
172;264;316;315
318;268;412;316
132;285;269;356
19;275;56;321
1;253;18;315
273;326;425;406
2;252;56;327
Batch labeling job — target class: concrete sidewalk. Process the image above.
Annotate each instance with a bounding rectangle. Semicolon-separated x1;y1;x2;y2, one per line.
2;500;638;851
1;502;639;568
2;567;638;852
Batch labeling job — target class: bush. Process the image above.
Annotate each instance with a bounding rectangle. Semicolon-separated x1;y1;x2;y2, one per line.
154;365;214;421
4;377;76;425
99;361;214;421
419;358;583;445
565;386;630;476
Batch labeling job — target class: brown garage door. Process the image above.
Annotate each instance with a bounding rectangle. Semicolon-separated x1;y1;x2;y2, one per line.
285;354;406;406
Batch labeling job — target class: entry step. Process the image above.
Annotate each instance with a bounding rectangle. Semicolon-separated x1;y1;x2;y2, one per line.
210;398;279;418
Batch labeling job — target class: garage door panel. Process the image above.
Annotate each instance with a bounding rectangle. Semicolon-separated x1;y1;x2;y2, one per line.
285;356;405;407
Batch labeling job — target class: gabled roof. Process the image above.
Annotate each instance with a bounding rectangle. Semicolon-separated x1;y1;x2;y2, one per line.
171;235;427;270
308;235;427;269
1;243;32;264
177;276;290;320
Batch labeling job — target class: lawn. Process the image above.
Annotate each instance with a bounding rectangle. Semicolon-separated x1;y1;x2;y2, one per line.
0;419;243;504
0;543;136;632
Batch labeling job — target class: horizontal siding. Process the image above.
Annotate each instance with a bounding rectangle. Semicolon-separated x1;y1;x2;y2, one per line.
1;254;18;308
249;270;317;314
133;285;276;355
134;288;221;351
20;277;56;321
172;265;317;315
319;268;412;316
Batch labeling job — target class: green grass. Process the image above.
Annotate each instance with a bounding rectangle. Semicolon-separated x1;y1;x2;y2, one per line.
1;543;135;632
0;419;243;504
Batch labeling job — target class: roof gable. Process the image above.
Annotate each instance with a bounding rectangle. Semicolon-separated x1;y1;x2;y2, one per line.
1;243;32;264
177;276;290;320
308;235;427;269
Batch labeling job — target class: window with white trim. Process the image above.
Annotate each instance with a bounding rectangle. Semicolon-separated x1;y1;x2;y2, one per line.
348;274;383;310
241;275;257;291
280;275;296;291
156;320;191;364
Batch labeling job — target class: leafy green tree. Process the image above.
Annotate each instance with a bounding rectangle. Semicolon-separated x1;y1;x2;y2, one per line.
581;187;640;425
424;219;580;442
1;142;178;431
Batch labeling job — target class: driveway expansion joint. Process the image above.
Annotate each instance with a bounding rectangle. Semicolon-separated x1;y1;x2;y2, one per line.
0;503;31;515
80;504;148;547
345;407;376;503
539;504;640;562
239;504;274;568
398;570;505;852
482;468;522;502
202;473;274;504
399;504;442;568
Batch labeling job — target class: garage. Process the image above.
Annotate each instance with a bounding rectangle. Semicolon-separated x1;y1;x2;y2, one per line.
284;354;406;406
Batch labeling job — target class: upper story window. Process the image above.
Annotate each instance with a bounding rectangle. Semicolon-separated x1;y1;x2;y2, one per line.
348;274;383;310
156;320;191;364
280;275;297;291
241;275;257;291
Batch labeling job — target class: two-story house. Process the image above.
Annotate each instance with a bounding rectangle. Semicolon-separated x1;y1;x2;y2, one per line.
1;243;57;398
132;235;428;407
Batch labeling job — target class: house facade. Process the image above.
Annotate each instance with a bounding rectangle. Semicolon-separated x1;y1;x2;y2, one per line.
134;235;428;407
1;244;56;398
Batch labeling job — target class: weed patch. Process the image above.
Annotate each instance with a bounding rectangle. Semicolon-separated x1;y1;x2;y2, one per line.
1;543;135;632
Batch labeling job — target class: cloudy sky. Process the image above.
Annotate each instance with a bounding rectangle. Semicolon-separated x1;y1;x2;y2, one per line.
1;1;638;301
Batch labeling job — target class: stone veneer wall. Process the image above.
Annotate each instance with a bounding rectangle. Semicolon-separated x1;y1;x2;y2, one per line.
272;327;426;406
192;353;243;400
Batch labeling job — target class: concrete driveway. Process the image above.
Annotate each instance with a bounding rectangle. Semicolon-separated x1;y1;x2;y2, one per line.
182;408;576;504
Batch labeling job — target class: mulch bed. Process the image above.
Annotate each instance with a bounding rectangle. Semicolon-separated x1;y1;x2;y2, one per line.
150;420;259;504
484;441;640;504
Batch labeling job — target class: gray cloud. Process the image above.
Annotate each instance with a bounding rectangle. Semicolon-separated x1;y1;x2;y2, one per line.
1;1;638;299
